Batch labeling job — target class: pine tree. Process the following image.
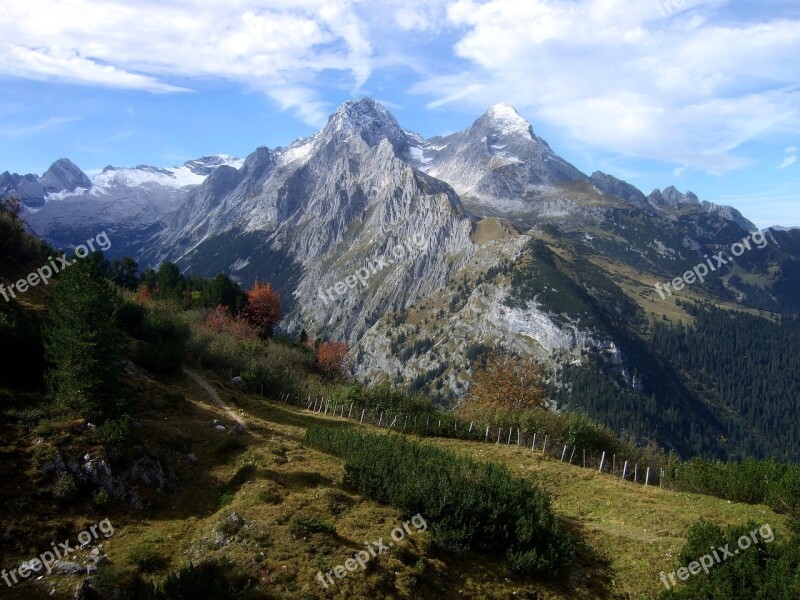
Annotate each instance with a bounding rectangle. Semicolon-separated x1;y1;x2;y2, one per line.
43;255;122;422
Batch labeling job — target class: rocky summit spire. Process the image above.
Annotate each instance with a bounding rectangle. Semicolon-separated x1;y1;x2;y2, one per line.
321;97;406;150
40;158;91;193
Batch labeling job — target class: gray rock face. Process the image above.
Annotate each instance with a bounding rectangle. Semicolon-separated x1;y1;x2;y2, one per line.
648;186;756;230
40;158;92;194
0;172;47;207
6;155;241;258
39;448;176;510
52;560;84;575
418;103;587;216
139;98;474;345
7;98;766;397
590;171;650;210
0;159;91;209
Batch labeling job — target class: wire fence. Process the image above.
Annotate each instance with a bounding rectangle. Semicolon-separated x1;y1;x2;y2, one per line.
274;392;672;489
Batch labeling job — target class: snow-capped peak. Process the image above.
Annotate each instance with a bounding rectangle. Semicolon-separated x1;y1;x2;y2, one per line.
90;154;243;195
323;97;405;148
484;103;532;137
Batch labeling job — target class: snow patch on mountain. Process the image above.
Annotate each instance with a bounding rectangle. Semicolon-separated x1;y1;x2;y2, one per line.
486;103;533;138
92;155;242;194
277;138;317;167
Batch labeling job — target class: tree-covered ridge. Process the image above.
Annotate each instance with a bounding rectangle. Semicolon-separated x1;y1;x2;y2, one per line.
652;302;800;461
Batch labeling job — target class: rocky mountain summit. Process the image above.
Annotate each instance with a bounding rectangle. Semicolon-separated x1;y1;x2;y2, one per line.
4;98;797;458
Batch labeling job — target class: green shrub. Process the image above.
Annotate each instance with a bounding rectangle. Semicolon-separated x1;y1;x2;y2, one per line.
92;414;134;445
126;544;167;573
84;561;232;599
52;473;79;502
83;563;153;599
136;310;189;373
289;514;336;536
658;520;799;599
115;299;146;338
93;488;111;507
157;561;232;599
305;426;573;576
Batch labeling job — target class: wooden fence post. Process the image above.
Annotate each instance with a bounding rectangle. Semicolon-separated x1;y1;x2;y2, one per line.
645;467;651;487
348;404;353;419
532;433;536;450
507;428;512;445
360;409;365;424
634;464;638;483
583;449;586;468
517;428;521;445
622;460;628;480
599;451;606;473
485;425;490;441
469;421;474;433
560;445;567;462
542;435;548;456
569;446;576;464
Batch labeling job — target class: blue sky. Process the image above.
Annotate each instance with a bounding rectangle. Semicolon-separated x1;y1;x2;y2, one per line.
0;0;798;228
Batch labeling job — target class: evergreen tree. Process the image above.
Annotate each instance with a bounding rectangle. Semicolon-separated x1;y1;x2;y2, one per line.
156;261;183;300
43;255;122;422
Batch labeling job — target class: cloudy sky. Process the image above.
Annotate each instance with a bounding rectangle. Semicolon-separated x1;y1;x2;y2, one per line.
0;0;798;227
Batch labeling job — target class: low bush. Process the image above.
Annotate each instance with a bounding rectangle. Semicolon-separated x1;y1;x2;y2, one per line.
136;310;189;373
126;545;167;573
289;514;336;536
305;426;573;576
52;473;79;502
658;520;800;599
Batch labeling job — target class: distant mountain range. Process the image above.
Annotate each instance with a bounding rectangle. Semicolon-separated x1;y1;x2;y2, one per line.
4;98;799;461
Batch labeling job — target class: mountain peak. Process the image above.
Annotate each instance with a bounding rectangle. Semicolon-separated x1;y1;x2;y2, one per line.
40;158;91;193
324;97;405;149
481;103;532;137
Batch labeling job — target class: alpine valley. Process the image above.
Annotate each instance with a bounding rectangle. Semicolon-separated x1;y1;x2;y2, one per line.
5;98;800;461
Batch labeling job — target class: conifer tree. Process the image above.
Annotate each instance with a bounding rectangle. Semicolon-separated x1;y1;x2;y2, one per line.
43;254;121;422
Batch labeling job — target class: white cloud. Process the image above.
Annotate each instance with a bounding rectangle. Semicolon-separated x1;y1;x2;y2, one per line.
779;156;797;169
0;45;187;93
0;0;375;126
411;0;800;174
0;116;80;137
0;0;797;173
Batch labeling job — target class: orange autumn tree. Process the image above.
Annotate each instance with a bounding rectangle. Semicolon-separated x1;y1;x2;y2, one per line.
242;280;284;337
316;341;349;378
460;351;548;421
203;305;257;340
134;283;153;304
